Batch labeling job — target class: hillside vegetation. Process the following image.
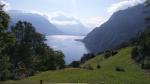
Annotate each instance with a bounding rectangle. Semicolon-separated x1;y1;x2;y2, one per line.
83;4;146;53
2;47;150;84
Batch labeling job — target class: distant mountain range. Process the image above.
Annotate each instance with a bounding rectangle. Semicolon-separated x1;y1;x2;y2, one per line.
54;22;89;36
83;4;147;53
51;14;89;35
8;10;62;35
8;10;89;36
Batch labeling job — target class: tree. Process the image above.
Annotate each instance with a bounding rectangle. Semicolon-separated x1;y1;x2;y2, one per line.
69;61;80;68
54;51;65;69
11;21;37;69
11;21;65;73
139;0;150;69
131;0;150;69
80;53;95;64
0;2;65;80
0;3;15;80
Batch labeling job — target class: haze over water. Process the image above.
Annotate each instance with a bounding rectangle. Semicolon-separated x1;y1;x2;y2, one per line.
46;35;88;64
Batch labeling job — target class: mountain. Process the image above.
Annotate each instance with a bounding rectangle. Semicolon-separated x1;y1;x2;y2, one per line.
83;4;147;53
8;10;62;35
51;14;89;35
55;22;89;36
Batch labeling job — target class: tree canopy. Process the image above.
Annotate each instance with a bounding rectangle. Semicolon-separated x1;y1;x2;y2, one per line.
0;3;65;80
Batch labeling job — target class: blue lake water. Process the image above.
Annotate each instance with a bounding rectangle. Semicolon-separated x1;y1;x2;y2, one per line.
46;35;88;64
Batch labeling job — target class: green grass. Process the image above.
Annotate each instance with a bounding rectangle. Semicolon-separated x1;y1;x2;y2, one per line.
2;47;150;84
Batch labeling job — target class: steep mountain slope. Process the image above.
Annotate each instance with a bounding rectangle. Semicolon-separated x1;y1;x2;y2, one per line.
83;4;146;53
2;47;150;84
8;10;62;35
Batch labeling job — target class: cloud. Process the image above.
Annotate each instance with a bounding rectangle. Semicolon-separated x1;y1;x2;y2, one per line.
0;0;11;11
79;17;106;29
46;11;105;28
48;11;79;26
108;0;145;14
50;20;78;26
12;10;104;29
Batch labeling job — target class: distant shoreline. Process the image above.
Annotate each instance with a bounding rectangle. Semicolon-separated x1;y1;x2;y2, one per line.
75;39;83;42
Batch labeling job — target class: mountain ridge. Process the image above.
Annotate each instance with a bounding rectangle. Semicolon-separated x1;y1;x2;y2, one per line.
83;4;146;53
8;10;62;35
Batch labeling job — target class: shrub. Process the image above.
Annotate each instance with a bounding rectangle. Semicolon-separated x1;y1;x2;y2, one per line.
83;64;94;70
104;50;112;59
112;51;118;56
142;63;150;69
69;61;80;68
115;66;125;72
104;50;118;59
97;64;101;69
131;47;139;59
80;53;95;64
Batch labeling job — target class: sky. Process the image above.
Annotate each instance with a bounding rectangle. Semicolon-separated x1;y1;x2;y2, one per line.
1;0;145;29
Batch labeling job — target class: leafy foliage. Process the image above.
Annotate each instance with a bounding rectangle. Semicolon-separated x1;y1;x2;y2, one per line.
0;4;15;81
69;61;80;68
80;53;95;64
9;21;65;79
0;4;65;80
0;11;9;30
131;0;150;70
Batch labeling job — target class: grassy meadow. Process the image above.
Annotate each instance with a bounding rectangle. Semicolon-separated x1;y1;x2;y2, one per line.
1;47;150;84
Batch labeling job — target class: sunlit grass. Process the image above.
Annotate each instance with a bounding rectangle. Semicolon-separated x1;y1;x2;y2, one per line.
2;47;150;84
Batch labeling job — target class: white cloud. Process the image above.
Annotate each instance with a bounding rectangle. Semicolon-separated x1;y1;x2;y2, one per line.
48;11;79;26
46;11;105;28
79;17;106;29
48;11;72;19
108;0;145;14
28;10;46;16
0;0;11;11
50;20;78;26
12;10;105;29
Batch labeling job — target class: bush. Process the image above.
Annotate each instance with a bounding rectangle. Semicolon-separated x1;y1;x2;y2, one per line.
131;47;139;59
104;50;112;59
80;53;95;64
115;66;125;72
97;64;101;69
112;51;118;56
83;64;94;70
69;61;80;68
0;70;11;81
142;64;150;69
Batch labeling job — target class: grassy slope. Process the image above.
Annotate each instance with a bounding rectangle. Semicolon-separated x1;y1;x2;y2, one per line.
2;47;150;84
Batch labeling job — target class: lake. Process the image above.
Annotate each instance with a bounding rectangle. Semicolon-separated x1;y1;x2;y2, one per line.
46;35;88;64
